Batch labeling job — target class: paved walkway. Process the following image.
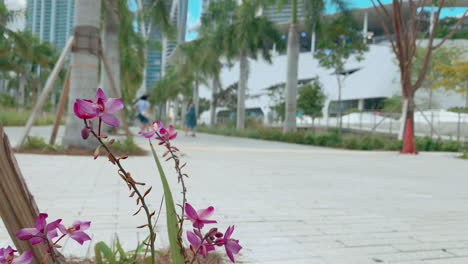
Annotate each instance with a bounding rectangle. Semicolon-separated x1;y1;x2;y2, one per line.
2;126;468;264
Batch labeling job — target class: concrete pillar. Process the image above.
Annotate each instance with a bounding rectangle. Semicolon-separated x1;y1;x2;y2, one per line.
363;11;368;43
358;98;365;111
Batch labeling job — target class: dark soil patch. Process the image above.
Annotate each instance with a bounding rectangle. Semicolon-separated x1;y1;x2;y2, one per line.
14;146;147;156
66;250;224;263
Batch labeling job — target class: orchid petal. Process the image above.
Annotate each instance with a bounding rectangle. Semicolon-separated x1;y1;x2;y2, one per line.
73;220;91;231
95;88;107;102
16;228;39;240
58;224;68;235
184;203;199;221
69;231;91;245
74;99;98;119
11;251;33;264
186;231;200;248
225;226;234;239
197;206;215;220
35;213;47;231
105;98;124;113
46;219;62;231
30;237;44;245
225;246;235;262
100;113;120;127
46;229;58;240
226;240;242;255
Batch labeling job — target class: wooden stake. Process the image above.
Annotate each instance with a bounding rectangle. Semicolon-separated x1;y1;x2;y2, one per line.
100;52;132;137
0;125;62;264
17;37;74;148
49;66;71;145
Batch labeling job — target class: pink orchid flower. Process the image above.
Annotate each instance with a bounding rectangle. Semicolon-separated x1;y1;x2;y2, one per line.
186;231;215;257
184;203;217;229
216;226;242;263
59;220;92;245
16;213;61;245
138;121;164;138
0;246;33;264
73;88;123;127
156;125;177;142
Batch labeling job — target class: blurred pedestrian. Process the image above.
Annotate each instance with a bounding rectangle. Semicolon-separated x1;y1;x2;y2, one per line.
185;103;197;137
134;95;151;130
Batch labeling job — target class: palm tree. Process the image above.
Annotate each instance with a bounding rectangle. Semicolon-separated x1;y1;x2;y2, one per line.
278;0;348;132
199;1;234;126
101;0;121;98
135;0;173;95
224;0;284;129
63;0;102;148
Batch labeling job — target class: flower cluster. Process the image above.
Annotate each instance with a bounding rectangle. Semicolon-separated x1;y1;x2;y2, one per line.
138;121;177;144
74;88;123;138
0;246;32;264
15;213;91;263
185;203;242;262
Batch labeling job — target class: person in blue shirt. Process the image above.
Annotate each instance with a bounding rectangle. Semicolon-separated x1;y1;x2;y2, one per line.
185;103;197;136
134;95;151;130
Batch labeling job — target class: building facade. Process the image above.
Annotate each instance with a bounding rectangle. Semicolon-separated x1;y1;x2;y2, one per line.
25;0;74;49
145;0;188;91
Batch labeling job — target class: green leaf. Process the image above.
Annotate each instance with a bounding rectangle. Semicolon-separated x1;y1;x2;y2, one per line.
95;241;116;264
150;143;185;264
116;237;127;260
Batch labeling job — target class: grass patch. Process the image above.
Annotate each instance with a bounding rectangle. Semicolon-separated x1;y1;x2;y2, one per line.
0;110;61;126
198;125;464;152
16;136;146;156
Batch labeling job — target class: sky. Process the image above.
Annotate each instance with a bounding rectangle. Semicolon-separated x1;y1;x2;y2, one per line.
4;0;467;39
185;0;468;40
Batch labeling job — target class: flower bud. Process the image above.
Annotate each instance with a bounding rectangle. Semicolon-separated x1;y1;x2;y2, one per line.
206;228;218;237
194;229;203;239
215;232;223;238
81;127;90;140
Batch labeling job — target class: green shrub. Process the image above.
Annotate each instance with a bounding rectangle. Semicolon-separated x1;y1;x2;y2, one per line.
23;136;63;151
0;110;59;126
199;125;463;152
0;93;17;108
111;137;140;153
303;133;316;145
440;140;462;152
384;139;402;150
343;136;360;149
315;131;342;147
359;136;385;150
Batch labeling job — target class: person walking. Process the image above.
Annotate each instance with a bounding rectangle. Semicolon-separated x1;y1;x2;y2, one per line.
185;103;197;136
134;95;151;130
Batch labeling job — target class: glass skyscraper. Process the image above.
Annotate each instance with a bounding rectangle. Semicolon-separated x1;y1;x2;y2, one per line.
25;0;74;49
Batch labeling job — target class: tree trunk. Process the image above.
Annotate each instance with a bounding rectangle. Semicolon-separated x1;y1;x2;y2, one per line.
237;50;248;130
193;80;199;118
401;94;416;153
210;77;218;127
336;73;343;135
62;0;101;148
284;23;300;133
101;0;120;133
173;97;179;124
18;73;25;111
181;96;188;128
0;125;62;264
101;0;120;97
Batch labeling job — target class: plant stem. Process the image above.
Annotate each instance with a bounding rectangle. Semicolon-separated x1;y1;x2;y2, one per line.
155;132;189;254
45;239;58;263
53;234;66;245
85;120;156;264
189;236;208;264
